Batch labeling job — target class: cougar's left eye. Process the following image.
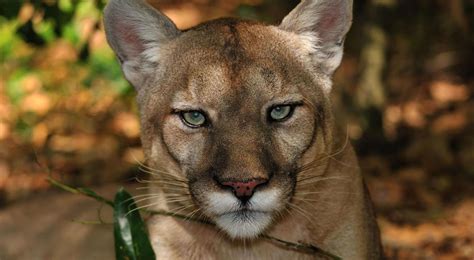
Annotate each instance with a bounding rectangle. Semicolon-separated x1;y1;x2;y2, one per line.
180;111;207;127
269;105;294;122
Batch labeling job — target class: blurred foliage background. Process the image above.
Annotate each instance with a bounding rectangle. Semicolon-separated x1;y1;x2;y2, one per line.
0;0;473;258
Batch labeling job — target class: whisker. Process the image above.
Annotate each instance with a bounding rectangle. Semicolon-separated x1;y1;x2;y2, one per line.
297;155;330;173
138;167;188;183
291;197;322;212
184;208;201;221
138;165;188;182
120;193;156;204
327;157;358;169
296;176;350;185
135;177;188;188
287;202;313;223
129;193;163;202
158;187;191;194
292;197;341;209
296;128;351;173
133;159;166;175
164;192;192;197
168;204;197;216
139;165;184;179
128;200;194;217
126;201;162;216
133;196;161;205
296;173;329;183
293;191;355;197
165;198;193;204
133;185;190;196
151;175;189;184
134;187;191;197
117;195;152;207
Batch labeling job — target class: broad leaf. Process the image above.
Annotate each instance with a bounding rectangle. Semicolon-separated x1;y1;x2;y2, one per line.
113;188;155;260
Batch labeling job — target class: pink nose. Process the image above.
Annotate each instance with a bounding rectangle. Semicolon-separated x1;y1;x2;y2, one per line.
221;179;267;199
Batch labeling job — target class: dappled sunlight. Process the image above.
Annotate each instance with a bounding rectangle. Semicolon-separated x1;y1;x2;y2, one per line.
430;81;470;104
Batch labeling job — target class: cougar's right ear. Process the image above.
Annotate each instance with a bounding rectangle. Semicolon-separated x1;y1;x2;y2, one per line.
103;0;180;91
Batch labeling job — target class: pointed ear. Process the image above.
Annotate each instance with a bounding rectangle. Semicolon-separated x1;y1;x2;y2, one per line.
279;0;353;75
103;0;180;91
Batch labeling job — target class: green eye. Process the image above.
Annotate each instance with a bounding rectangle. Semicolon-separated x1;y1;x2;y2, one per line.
269;105;293;121
181;111;207;127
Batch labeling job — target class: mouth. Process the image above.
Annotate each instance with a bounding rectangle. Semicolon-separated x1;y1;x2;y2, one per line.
214;209;273;239
219;208;268;218
202;188;284;239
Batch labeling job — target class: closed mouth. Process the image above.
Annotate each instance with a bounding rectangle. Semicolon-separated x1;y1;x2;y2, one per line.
214;209;273;238
219;209;268;217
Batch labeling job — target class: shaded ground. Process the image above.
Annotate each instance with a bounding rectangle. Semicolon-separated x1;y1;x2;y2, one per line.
379;198;474;259
0;185;119;260
378;189;474;260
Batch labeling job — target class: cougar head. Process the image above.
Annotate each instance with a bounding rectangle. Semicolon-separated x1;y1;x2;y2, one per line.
104;0;352;239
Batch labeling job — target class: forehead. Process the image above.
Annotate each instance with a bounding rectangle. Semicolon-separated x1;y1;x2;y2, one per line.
166;19;308;109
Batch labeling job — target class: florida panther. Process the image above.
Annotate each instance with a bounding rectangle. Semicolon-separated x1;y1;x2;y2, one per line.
104;0;383;258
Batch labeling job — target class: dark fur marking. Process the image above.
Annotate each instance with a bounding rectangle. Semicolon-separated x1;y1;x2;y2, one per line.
209;144;230;184
259;147;278;181
159;129;181;167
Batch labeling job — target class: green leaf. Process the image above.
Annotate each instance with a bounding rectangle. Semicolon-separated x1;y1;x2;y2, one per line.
58;0;73;13
62;23;79;46
0;18;20;60
6;69;27;105
113;188;156;260
35;19;56;43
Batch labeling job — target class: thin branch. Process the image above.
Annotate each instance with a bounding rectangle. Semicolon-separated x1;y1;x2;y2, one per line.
46;177;114;207
71;219;113;225
47;177;341;259
261;235;342;260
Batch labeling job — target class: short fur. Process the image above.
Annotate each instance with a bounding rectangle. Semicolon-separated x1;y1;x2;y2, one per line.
104;0;383;259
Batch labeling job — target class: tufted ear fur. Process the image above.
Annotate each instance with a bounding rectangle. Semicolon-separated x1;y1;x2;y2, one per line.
103;0;180;91
279;0;353;75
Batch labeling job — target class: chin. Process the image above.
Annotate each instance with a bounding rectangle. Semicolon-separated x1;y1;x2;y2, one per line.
214;210;273;239
203;189;283;239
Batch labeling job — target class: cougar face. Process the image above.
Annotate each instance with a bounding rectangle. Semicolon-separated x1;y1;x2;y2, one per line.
145;22;330;238
104;0;351;239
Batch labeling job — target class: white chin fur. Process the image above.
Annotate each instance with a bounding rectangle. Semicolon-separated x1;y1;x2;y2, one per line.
215;211;273;239
205;189;282;239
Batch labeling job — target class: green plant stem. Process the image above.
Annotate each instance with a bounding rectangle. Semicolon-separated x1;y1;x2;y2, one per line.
46;177;114;207
260;235;342;260
71;219;113;225
47;177;341;260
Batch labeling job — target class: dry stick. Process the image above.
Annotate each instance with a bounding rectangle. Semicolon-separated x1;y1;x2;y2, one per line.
47;177;341;260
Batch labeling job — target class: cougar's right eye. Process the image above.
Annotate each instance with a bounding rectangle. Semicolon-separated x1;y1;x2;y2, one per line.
180;111;207;128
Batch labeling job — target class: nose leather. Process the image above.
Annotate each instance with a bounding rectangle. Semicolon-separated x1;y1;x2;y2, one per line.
221;179;267;198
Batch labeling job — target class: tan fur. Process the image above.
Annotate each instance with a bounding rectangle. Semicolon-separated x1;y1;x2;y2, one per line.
104;0;382;259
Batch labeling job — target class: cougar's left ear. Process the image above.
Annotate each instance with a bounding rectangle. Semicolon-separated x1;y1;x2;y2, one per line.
103;0;180;91
279;0;353;75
